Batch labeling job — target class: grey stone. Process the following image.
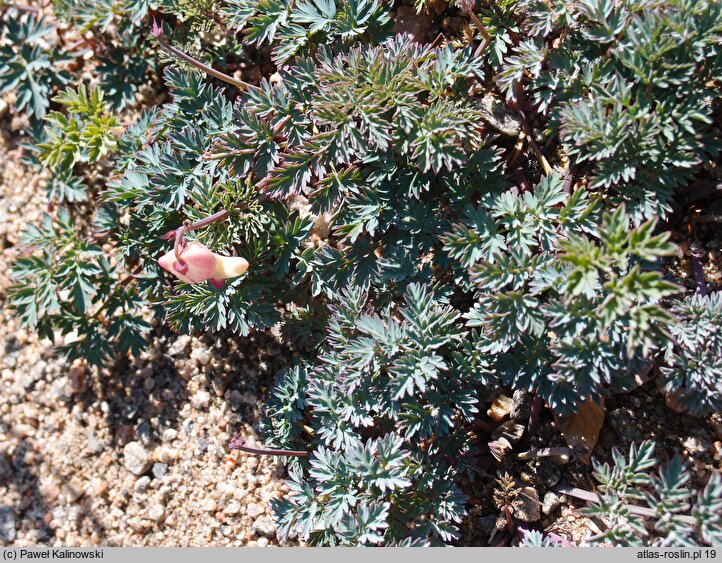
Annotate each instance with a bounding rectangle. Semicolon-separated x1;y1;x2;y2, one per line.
223;501;241;515
608;408;643;442
191;390;211;409
536;460;561;488
134;476;151;494
201;499;217;512
0;505;16;543
20;364;45;390
148;505;165;522
50;378;71;401
168;335;191;357
152;463;168;479
64;479;84;503
542;492;563;515
514;487;541;523
136;421;152;445
86;429;103;453
123;442;151;476
477;94;522;137
181;419;194;436
252;515;276;538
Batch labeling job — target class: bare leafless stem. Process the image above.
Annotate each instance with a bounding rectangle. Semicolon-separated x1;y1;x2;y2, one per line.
152;20;251;91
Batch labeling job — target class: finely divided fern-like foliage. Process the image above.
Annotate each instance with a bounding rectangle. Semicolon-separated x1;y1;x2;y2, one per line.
660;293;722;417
502;0;722;221
3;0;721;547
519;441;722;547
583;441;722;546
0;16;72;120
222;0;390;64
266;284;473;545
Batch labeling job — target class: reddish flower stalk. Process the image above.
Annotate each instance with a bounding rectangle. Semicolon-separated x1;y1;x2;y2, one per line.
161;209;231;241
229;436;309;457
151;19;251;91
504;506;515;534
173;220;190;274
467;10;492;56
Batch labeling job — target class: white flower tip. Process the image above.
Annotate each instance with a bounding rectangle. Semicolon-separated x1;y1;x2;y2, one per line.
214;255;250;279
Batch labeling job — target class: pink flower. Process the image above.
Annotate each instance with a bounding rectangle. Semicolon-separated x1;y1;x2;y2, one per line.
158;242;249;288
151;18;164;39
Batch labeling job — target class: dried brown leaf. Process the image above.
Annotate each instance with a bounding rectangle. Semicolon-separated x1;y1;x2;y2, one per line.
553;398;605;464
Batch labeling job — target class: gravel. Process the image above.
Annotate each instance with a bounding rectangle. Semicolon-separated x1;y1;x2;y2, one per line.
682;429;711;455
0;139;294;546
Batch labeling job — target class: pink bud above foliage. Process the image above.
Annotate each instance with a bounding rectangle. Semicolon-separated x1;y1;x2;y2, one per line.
151;18;164;39
157;242;249;288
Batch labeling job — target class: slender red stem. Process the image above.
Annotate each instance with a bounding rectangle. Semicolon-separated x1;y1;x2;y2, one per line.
162;209;231;241
173;222;189;274
504;506;515;534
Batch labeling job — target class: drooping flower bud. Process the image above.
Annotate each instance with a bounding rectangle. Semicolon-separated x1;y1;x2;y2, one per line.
158;242;249;288
151;18;164;39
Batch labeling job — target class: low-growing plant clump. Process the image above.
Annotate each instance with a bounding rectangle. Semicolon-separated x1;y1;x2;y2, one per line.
1;0;721;547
